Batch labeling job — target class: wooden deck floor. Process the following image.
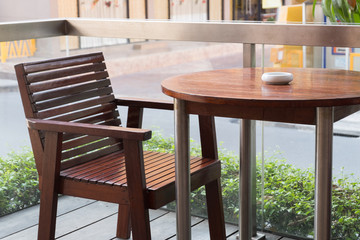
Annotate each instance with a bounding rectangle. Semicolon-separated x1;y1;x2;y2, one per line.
0;196;293;240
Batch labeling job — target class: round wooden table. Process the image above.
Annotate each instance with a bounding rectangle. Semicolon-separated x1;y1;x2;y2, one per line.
162;68;360;240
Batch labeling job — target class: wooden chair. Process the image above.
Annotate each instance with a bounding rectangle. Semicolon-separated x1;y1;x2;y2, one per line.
14;52;226;240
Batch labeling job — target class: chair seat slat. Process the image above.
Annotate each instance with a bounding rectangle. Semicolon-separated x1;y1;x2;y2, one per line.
106;153;176;185
147;158;217;190
143;155;175;175
140;156;204;187
81;152;167;185
79;160;126;180
99;154;215;189
66;157;125;180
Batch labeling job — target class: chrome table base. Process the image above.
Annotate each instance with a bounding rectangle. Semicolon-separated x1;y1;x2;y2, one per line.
174;100;334;240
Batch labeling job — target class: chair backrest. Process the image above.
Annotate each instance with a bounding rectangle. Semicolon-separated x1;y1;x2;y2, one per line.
15;52;123;174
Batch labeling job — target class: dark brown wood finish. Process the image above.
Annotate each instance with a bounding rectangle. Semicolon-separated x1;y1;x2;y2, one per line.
14;52;225;240
162;68;360;124
199;115;226;239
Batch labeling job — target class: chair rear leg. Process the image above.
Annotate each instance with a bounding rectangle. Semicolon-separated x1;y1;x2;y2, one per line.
116;204;131;239
198;115;226;239
206;179;226;240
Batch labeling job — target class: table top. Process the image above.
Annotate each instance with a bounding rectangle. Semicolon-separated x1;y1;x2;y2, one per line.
161;68;360;108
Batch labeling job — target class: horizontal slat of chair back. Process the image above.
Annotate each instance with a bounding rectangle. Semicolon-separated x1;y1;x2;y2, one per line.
61;144;123;170
49;103;116;122
62;135;111;151
61;117;120;142
34;87;113;111
29;71;109;93
23;52;105;74
27;63;107;84
18;52;123;170
61;138;120;160
36;95;115;119
32;79;111;102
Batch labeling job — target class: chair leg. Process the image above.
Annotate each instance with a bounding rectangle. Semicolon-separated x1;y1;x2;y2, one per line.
123;140;151;240
116;204;131;239
38;131;62;240
129;207;151;240
37;191;59;240
206;179;226;240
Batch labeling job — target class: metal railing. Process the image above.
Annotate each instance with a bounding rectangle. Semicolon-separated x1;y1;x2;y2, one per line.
0;18;359;47
0;18;359;69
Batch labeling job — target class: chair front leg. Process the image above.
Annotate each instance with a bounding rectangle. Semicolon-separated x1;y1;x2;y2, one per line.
38;131;63;240
123;139;151;240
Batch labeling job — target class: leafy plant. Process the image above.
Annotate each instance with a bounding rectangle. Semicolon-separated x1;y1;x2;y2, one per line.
0;148;40;216
313;0;360;23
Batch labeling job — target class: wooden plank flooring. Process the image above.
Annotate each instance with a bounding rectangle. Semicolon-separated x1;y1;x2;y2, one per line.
0;196;291;240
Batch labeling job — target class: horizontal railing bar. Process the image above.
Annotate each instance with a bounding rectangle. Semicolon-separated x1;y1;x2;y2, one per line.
66;18;360;48
0;18;360;48
0;19;66;42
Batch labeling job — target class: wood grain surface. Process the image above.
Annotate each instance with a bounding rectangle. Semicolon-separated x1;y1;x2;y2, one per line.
162;68;360;108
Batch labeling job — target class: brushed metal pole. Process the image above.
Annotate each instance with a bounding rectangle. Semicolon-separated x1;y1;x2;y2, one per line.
315;107;333;240
174;99;191;240
243;43;256;68
239;119;254;239
241;43;264;240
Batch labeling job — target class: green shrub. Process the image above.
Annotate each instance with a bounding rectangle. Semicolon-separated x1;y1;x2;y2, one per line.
256;153;360;239
0;148;40;216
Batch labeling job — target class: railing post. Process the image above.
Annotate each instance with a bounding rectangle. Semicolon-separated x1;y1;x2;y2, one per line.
243;43;256;68
240;44;264;240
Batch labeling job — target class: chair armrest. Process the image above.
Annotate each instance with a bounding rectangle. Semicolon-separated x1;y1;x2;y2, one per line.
27;118;152;141
115;96;173;110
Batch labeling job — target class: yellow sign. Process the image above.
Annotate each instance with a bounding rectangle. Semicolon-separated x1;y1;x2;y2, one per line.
0;39;36;63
